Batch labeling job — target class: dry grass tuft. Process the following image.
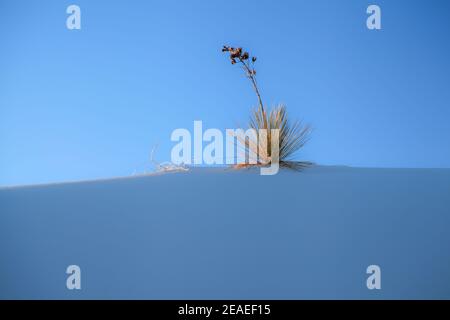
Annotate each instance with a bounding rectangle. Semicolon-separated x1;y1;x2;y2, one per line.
234;104;312;171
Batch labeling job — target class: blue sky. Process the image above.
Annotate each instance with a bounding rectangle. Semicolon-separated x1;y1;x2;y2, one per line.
1;0;450;186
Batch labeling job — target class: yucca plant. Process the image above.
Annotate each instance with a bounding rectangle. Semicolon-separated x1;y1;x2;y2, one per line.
222;45;313;170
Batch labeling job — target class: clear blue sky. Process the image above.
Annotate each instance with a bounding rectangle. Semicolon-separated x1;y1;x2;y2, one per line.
1;0;450;186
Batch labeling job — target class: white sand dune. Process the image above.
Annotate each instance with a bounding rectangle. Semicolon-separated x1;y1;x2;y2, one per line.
1;166;450;299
